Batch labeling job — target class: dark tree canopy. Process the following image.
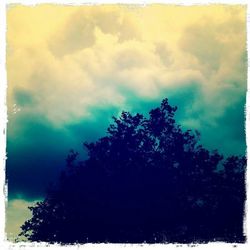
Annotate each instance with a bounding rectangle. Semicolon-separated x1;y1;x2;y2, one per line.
19;98;246;243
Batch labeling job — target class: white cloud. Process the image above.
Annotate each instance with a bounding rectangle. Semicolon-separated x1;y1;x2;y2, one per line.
7;5;247;128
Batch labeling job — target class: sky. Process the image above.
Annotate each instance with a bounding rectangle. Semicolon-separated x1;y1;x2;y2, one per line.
5;4;247;240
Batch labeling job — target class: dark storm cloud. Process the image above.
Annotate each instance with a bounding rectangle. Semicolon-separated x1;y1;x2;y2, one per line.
7;113;70;199
6;105;121;199
7;81;246;200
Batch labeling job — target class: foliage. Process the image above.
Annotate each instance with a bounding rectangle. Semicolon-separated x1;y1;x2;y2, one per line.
19;98;246;243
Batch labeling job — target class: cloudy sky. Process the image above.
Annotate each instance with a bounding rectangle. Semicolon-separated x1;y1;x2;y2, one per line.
6;4;247;240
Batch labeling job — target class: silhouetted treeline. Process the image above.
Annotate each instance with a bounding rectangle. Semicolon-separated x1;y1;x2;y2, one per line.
20;98;246;243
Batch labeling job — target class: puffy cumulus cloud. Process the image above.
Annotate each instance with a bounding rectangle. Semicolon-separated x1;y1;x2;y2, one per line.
179;10;246;127
49;6;141;57
6;198;40;241
6;5;247;202
180;12;246;84
7;5;246;129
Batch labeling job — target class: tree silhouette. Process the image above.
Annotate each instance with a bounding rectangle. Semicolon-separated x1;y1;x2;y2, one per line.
19;98;246;243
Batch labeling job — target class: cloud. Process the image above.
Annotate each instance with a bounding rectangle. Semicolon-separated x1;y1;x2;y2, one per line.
7;112;70;198
13;87;35;107
180;13;246;82
6;105;122;199
48;6;141;57
49;11;96;56
178;12;247;128
6;5;247;201
7;5;246;126
201;96;246;156
6;198;40;241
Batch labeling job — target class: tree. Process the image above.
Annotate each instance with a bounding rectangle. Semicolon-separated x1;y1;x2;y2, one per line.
19;98;246;243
